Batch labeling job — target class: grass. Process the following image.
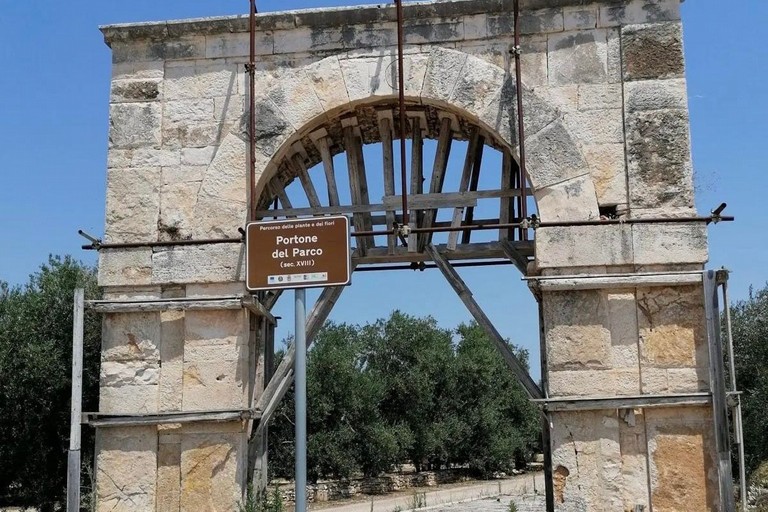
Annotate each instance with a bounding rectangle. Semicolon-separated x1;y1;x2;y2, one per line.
238;484;286;512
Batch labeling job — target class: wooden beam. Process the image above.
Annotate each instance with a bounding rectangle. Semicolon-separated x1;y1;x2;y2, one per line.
242;296;278;325
269;178;295;218
448;129;482;250
343;125;373;254
66;289;84;512
87;297;244;313
426;245;543;399
355;241;533;264
500;239;529;276
310;130;340;207
420;116;453;251
409;116;423;252
291;154;321;209
462;135;485;244
500;149;514;241
254;189;531;219
84;409;255;427
377;113;397;255
533;392;713;412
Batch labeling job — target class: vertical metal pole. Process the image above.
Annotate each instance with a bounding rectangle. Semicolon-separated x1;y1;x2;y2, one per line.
513;0;529;241
703;270;735;512
248;0;257;221
295;288;307;512
66;288;85;512
394;0;409;230
721;275;748;511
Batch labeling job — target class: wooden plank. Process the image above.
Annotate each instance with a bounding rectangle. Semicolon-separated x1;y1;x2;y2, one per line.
409;117;423;252
88;297;244;313
269;178;296;219
85;409;254;427
532;273;703;291
378;114;397;255
351;129;375;247
426;245;543;399
291;155;322;209
462;135;485;244
343;126;371;254
242;297;278;325
66;288;84;512
500;239;530;276
355;241;533;264
533;392;713;412
254;189;531;219
448;130;482;250
500;150;513;241
311;132;340;207
420;117;453;251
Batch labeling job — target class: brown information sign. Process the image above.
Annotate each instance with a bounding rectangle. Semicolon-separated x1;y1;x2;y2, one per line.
246;216;351;291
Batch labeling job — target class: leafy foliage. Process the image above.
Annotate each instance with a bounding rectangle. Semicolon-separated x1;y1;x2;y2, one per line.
730;283;768;475
269;312;540;480
0;256;100;510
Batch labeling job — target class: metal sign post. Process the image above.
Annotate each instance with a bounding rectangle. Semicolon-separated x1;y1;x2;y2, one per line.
294;288;307;512
246;215;351;511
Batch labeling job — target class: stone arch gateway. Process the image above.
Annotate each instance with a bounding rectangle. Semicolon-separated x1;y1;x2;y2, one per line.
93;0;733;510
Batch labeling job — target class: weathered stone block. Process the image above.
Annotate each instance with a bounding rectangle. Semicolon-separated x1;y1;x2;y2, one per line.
157;440;182;512
249;97;294;158
273;26;344;54
582;143;627;206
404;19;464;44
305;56;351;112
625;108;693;208
487;8;564;36
133;148;181;167
625;78;687;112
181;146;217;167
182;359;247;410
106;166;160;197
544;289;612;371
164;121;223;149
525;120;590;190
99;383;159;414
644;407;718;511
598;0;681;28
565;108;624;144
101;360;160;387
548;30;608;85
164;99;215;123
206;32;274;59
105;189;160;242
259;67;327;129
449;55;507;117
637;285;709;371
632;223;708;266
622;22;684;81
109;102;162;149
422;47;468;105
180;429;244;511
534;173;600;222
98;248;153;287
577;83;622;111
563;6;598;31
96;427;158;511
535;224;633;269
185;310;247;346
102;312;161;362
110;79;162;103
151;244;245;284
111;60;164;80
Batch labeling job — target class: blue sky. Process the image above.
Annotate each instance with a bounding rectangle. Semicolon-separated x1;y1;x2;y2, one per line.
1;1;766;377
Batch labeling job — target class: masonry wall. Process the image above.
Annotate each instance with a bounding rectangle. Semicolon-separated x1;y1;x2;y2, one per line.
97;0;721;510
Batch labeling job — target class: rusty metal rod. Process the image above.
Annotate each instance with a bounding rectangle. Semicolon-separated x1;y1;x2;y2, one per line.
349;215;734;237
248;0;258;221
354;260;516;272
513;0;528;241
81;214;733;250
394;0;409;229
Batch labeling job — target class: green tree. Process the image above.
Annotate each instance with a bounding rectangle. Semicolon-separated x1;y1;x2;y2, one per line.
363;311;456;471
730;283;768;475
451;322;539;476
0;256;100;510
